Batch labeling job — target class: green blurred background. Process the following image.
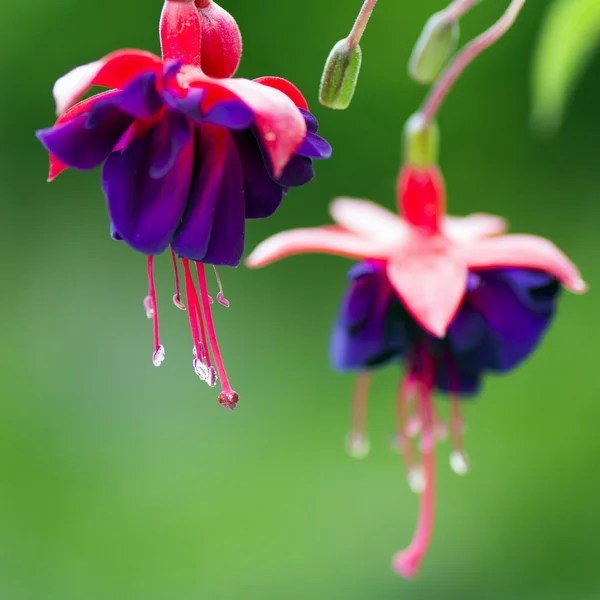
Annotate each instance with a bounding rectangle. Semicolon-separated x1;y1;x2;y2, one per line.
1;1;599;598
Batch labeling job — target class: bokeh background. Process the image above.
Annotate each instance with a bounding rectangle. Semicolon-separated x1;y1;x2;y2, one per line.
1;1;599;598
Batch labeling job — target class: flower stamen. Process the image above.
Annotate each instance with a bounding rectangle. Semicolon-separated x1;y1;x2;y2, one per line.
182;259;217;387
171;248;186;311
395;373;424;492
447;357;470;475
346;372;371;458
195;262;239;410
213;266;230;308
147;256;166;367
393;362;437;578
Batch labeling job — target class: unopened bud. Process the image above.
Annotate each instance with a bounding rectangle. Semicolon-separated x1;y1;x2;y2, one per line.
409;11;459;84
403;113;439;168
319;39;362;110
196;0;242;78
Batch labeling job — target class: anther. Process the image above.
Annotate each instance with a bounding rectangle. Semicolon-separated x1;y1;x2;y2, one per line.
171;249;186;311
346;432;370;459
218;391;239;411
213;266;230;308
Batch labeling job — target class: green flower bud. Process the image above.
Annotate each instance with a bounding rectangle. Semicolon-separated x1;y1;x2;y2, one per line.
319;39;362;110
403;114;440;167
409;11;459;85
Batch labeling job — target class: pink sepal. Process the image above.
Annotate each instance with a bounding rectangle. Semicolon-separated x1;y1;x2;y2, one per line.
386;241;468;338
459;234;587;293
246;226;392;268
53;50;162;116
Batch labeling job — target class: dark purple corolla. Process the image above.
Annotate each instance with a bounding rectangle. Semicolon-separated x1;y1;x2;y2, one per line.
36;0;331;410
332;262;560;395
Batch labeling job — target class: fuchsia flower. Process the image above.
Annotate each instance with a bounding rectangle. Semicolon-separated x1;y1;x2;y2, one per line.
247;121;585;576
36;0;331;409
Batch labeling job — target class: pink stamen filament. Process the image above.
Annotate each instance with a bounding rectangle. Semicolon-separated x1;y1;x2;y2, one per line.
446;355;469;474
195;263;238;408
213;266;230;307
347;372;371;457
171;249;186;310
393;376;437;579
147;257;161;354
395;373;421;483
181;259;205;363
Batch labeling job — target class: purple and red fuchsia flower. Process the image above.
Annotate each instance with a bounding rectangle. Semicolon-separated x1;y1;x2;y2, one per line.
36;0;331;409
247;115;586;577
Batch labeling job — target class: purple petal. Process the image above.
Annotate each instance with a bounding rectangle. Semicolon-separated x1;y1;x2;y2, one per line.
296;132;332;160
172;126;245;266
87;71;163;124
300;109;319;134
102;111;194;255
37;111;133;171
330;263;408;371
201;136;245;266
163;86;253;130
233;131;283;219
277;155;315;188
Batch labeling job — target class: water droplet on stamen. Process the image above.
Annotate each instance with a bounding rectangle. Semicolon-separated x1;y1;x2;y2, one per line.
345;432;370;459
216;292;230;308
152;345;165;367
450;450;470;475
407;466;426;494
143;295;155;319
207;366;218;388
193;358;210;381
173;294;186;311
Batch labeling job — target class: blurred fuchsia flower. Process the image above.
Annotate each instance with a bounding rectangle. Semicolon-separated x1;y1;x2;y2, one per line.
37;0;331;409
247;115;586;577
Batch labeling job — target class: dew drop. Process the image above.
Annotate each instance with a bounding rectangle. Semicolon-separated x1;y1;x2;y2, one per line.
152;345;165;367
450;450;470;475
207;366;218;388
407;466;426;494
193;358;210;381
345;432;370;459
143;295;155;319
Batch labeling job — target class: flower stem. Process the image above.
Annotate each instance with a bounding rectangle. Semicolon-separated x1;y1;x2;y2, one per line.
347;0;378;49
444;0;482;22
421;0;526;124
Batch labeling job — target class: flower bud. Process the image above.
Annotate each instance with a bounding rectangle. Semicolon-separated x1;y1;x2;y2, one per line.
403;113;439;167
409;11;459;85
196;0;242;78
319;39;362;110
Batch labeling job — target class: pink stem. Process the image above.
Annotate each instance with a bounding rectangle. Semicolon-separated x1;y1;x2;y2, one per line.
347;0;379;48
195;263;233;395
444;0;481;21
147;256;160;353
421;0;526;124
